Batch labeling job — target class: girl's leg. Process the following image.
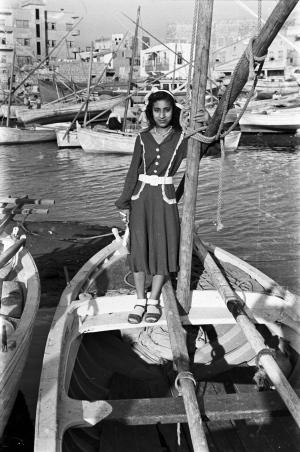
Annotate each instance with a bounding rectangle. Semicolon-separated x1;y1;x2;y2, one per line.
128;272;146;324
133;271;146;299
150;274;165;300
145;274;165;323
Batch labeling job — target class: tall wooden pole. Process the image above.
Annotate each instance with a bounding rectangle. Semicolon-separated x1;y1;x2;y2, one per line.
83;43;94;127
176;0;214;313
6;46;16;127
122;5;140;132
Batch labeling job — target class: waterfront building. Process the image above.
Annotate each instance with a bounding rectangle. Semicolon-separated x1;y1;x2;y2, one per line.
0;0;80;87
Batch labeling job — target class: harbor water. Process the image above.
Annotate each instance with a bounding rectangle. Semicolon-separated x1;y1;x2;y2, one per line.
0;133;299;295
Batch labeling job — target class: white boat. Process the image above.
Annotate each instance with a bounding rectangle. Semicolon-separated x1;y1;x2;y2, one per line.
34;230;300;452
0;125;56;145
56;128;80;148
77;125;137;154
239;106;300;133
16;97;124;125
0;196;53;439
78;125;241;154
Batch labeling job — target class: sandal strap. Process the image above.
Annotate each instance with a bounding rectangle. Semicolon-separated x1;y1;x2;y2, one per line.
147;298;160;306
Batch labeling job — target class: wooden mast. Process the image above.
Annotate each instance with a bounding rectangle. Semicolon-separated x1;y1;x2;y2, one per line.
122;5;140;132
83;43;94;127
6;46;16;128
176;0;214;313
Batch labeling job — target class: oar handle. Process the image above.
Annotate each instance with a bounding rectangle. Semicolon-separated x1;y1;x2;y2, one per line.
0;237;26;270
0;197;55;206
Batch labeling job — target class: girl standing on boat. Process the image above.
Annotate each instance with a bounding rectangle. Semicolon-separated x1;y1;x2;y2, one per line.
116;90;206;324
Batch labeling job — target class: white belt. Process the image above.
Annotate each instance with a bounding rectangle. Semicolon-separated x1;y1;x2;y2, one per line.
139;174;173;186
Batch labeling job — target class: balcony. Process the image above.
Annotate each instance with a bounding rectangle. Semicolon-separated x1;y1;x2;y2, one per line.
0;43;13;51
144;62;169;72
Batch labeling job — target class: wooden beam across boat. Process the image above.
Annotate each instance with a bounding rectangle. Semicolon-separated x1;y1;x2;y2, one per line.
86;389;300;426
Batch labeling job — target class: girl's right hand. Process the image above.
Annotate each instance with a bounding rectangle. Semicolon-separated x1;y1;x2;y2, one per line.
119;209;129;223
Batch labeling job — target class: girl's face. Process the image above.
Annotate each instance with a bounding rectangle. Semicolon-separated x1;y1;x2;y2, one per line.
152;99;173;128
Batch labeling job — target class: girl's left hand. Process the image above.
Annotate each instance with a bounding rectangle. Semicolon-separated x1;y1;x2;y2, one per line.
193;108;210;123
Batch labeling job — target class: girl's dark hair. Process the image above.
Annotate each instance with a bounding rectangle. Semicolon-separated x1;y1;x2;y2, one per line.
145;90;182;131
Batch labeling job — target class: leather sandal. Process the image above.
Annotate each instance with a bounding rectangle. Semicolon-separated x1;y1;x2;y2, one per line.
128;299;147;324
145;299;161;323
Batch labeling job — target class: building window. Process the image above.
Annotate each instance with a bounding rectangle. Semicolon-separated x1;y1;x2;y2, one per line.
16;38;30;46
1;37;6;45
36;23;40;38
177;52;182;65
66;23;72;31
0;19;5;26
37;42;41;55
48;22;56;31
46;40;56;47
16;20;29;28
1;55;6;63
36;9;40;20
67;40;73;48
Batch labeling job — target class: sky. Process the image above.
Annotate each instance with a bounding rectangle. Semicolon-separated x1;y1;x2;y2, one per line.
46;0;283;47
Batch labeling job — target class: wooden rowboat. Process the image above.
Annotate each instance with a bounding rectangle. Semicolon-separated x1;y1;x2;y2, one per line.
15;97;123;126
0;125;56;145
56;128;80;148
0;197;53;440
77;124;241;154
34;230;300;452
239;107;300;133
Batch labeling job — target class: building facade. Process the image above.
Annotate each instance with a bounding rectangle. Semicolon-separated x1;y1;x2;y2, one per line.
0;0;80;85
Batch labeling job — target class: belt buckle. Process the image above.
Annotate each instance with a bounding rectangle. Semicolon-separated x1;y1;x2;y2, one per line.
150;175;159;186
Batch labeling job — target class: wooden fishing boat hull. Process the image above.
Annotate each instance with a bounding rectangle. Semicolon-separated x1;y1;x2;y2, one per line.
78;126;241;154
77;126;136;154
239;107;300;132
0;126;56;145
56;129;80;148
34;234;300;452
16;97;123;125
0;234;40;437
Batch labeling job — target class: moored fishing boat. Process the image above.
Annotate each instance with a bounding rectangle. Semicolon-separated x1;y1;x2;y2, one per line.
0;125;56;145
16;97;123;126
34;229;300;452
239;106;300;133
77;124;241;154
0;196;53;441
56;128;80;148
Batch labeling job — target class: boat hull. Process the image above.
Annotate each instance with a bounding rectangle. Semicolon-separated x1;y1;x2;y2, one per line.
78;128;241;154
78;127;136;154
0;126;56;144
16;97;123;125
239;107;300;132
34;235;300;452
56;129;80;148
0;235;40;437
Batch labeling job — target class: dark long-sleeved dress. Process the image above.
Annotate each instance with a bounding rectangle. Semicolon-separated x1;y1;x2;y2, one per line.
115;129;187;276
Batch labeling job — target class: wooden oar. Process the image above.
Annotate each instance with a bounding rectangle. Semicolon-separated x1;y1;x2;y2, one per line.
0;237;26;270
162;280;209;452
0;196;55;234
193;234;300;428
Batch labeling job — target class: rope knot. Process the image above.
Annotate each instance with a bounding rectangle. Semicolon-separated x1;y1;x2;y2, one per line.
174;371;197;396
245;36;267;81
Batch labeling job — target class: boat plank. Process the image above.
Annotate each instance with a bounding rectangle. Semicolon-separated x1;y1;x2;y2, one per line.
85;389;300;425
